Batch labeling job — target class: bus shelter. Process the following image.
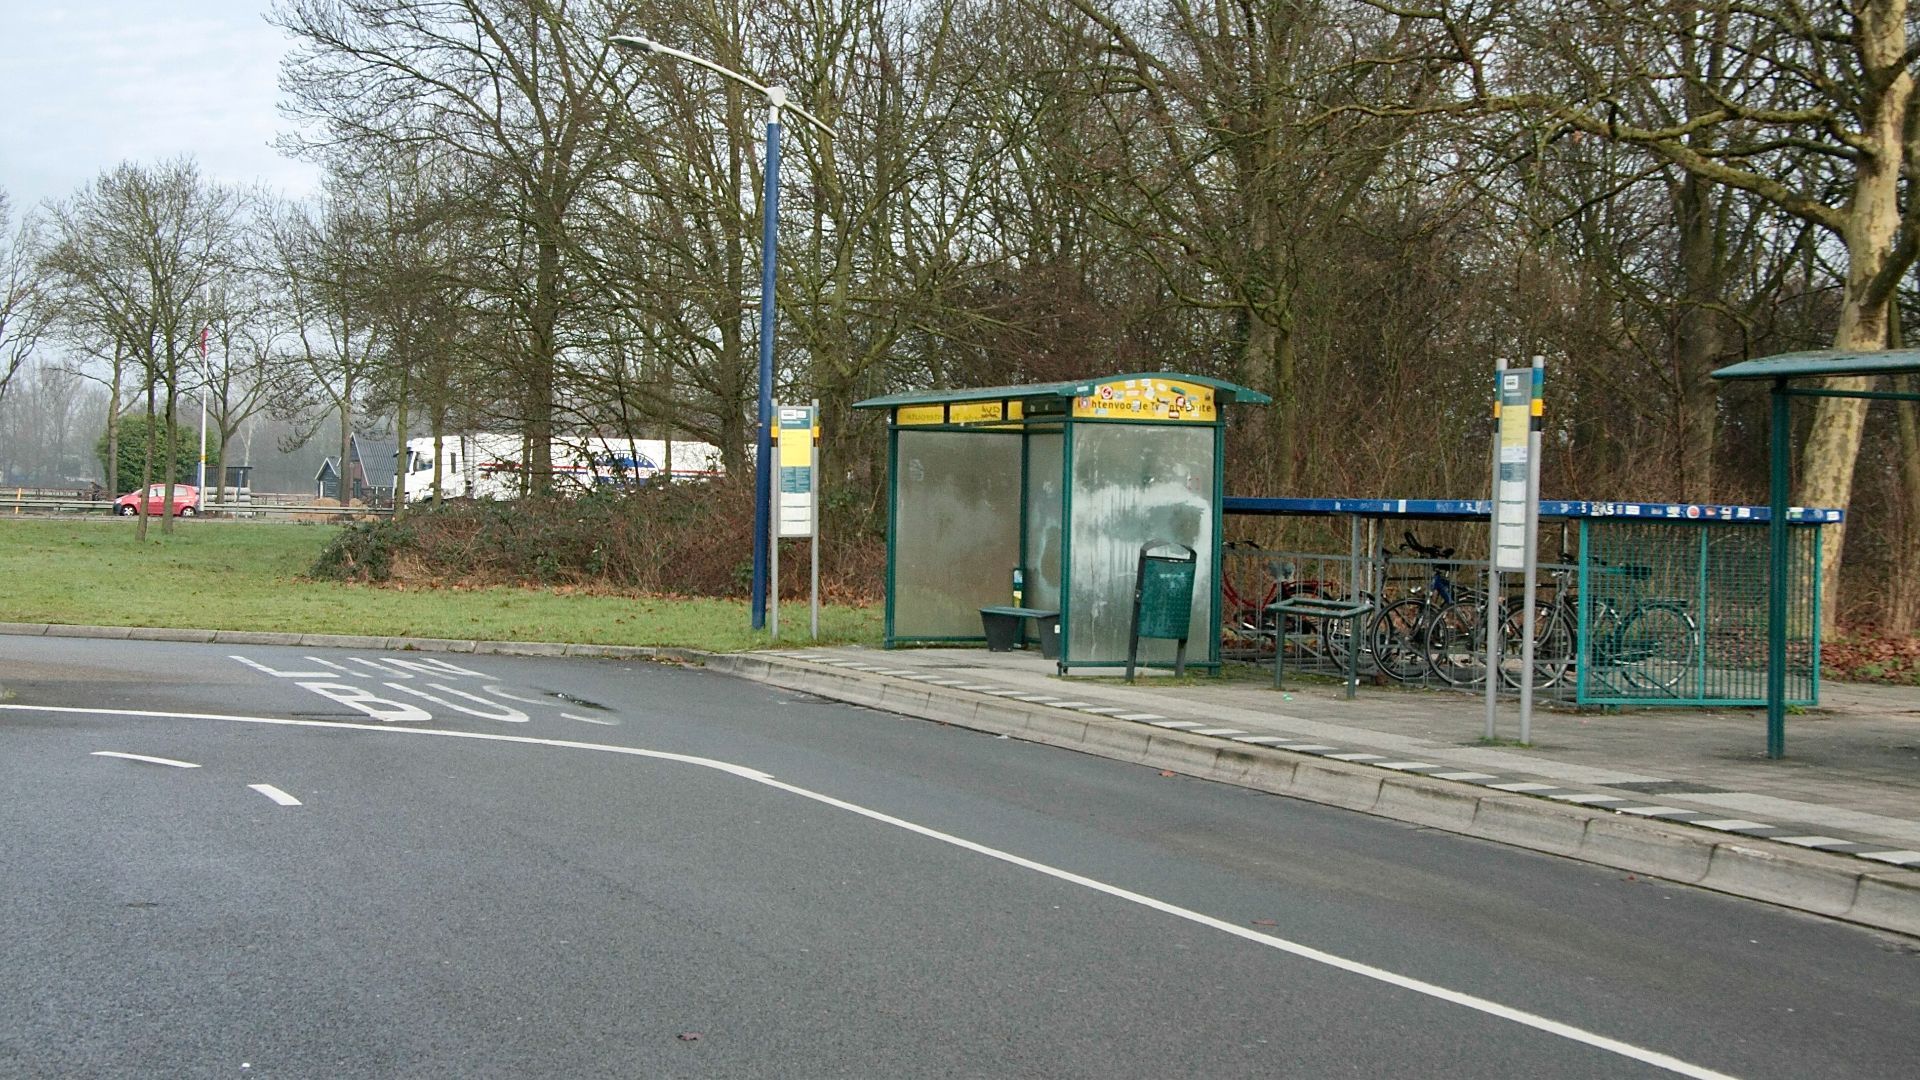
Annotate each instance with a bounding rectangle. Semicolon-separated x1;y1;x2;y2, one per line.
855;373;1269;673
1712;348;1920;757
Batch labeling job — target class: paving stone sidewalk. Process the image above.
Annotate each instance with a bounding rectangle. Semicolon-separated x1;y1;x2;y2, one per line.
766;645;1920;868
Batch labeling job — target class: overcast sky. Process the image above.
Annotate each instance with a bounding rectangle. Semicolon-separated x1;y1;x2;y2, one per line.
0;1;320;216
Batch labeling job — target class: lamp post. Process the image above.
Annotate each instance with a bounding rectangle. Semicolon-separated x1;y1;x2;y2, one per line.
611;33;833;631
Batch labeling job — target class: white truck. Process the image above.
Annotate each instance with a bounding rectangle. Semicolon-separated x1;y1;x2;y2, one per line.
398;434;725;503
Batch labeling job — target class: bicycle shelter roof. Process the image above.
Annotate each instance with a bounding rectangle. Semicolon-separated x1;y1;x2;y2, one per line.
1224;496;1842;524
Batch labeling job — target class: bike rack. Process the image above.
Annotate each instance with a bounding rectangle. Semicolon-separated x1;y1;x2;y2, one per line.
1268;597;1374;699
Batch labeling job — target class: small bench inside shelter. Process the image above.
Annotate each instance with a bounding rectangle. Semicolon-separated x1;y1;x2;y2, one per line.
853;373;1269;674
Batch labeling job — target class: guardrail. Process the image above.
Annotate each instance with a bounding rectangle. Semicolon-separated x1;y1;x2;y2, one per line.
3;493;391;520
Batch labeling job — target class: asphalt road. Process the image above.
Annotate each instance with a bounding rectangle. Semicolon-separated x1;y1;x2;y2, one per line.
2;635;1916;1078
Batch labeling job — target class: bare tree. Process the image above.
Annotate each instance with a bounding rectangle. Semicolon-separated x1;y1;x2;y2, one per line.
40;160;242;538
0;191;53;412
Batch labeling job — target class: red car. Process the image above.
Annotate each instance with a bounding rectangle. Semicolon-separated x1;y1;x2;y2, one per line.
115;484;200;517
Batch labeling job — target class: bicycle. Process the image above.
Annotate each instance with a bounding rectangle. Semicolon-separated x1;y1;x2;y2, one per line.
1221;540;1336;663
1494;555;1698;694
1367;532;1465;683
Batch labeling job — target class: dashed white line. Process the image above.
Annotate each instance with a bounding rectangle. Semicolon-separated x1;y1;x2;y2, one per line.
1429;771;1498;781
1550;793;1628;805
1858;850;1920;866
1693;819;1771;832
1327;752;1385;762
1487;782;1559;793
1115;713;1166;721
1190;727;1248;736
1376;762;1440;771
248;784;302;806
1617;806;1691;817
91;751;199;769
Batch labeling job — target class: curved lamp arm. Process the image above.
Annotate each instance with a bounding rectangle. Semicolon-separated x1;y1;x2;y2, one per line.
610;34;835;140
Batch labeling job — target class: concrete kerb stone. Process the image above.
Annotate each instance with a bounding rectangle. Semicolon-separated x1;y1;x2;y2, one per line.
388;637;479;654
300;634;393;649
1376;775;1484;832
1850;874;1920;938
1701;842;1863;919
0;622;51;636
1471;795;1593;858
1578;814;1715;884
211;630;304;646
56;625;133;639
476;640;569;657
1289;759;1383;812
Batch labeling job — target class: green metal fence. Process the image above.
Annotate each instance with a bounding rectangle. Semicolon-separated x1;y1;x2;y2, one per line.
1576;518;1819;706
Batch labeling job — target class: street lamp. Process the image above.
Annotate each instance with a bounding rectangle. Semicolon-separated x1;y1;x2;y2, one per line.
611;33;834;632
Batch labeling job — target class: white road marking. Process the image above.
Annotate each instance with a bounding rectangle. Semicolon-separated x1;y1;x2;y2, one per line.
1327;752;1385;761
7;703;1737;1080
1488;782;1559;793
1191;727;1249;737
1694;819;1771;832
560;712;621;726
249;784;302;806
1376;762;1440;770
229;656;339;679
1429;771;1497;781
1859;850;1920;866
382;682;530;722
1771;835;1850;848
91;751;199;769
297;681;433;724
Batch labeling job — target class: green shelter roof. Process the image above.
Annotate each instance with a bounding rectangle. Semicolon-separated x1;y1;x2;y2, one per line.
1710;349;1920;381
853;372;1271;409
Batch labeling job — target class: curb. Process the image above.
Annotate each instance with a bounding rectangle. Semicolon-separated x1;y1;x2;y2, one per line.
0;622;707;665
704;652;1920;939
5;622;1916;938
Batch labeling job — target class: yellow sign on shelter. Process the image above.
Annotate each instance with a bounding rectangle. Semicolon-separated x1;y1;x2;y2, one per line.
1071;378;1216;422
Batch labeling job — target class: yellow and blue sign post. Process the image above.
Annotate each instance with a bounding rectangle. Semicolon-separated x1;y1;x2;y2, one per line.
770;402;821;639
1488;356;1546;742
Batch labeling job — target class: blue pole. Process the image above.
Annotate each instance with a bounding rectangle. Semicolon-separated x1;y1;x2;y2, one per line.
751;113;783;630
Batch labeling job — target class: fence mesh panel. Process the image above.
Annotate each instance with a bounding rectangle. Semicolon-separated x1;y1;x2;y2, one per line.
1576;519;1818;706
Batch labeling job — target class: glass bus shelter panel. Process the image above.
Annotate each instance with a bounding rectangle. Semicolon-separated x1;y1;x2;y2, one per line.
1066;424;1215;665
1023;432;1065;613
891;430;1024;640
1578;519;1818;706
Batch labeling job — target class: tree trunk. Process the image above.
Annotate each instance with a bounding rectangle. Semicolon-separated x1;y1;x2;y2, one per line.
1890;374;1920;634
161;364;178;536
1673;171;1722;502
136;380;156;543
1797;0;1914;633
339;373;354;508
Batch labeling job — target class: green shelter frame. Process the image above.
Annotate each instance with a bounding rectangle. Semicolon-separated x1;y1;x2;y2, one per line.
854;373;1269;674
1711;348;1920;758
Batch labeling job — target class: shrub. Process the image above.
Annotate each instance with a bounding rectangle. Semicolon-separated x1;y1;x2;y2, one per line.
346;481;883;600
310;520;413;583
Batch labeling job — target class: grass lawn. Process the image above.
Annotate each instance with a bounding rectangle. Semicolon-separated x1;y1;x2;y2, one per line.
0;518;880;651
